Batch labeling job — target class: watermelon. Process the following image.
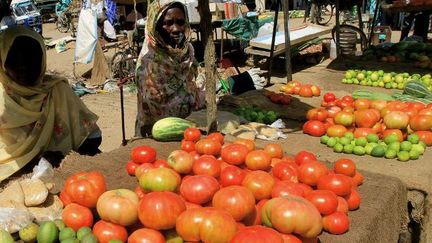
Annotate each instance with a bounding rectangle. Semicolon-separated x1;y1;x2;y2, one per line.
403;81;431;98
152;117;195;141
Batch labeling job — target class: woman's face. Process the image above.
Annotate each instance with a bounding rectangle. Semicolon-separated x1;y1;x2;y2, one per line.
161;7;186;48
4;36;42;86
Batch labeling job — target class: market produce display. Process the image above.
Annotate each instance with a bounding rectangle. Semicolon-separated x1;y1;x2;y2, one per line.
3;129;365;242
264;90;293;105
342;69;432;90
280;81;321;97
304;92;432;161
234;106;280;124
362;41;432;69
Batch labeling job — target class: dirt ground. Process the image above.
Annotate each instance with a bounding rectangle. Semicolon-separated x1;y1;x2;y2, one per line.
38;20;432;242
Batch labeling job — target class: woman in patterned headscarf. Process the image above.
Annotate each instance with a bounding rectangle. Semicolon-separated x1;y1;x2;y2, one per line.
135;0;205;137
0;26;101;182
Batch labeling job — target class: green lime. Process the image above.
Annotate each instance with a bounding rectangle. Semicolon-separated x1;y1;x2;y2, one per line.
327;137;337;148
388;142;401;152
411;144;425;155
344;132;355;140
400;141;413;152
409;150;420;160
353;146;366;156
371;145;386;157
343;144;354;154
407;134;420;144
350;140;356;146
60;228;76;242
367;134;380;143
355;137;368;147
365;143;378;155
384;134;399;144
320;135;330;144
339;137;351;146
334;143;344;153
385;149;397;159
54;220;65;231
77;227;92;241
397;151;410;162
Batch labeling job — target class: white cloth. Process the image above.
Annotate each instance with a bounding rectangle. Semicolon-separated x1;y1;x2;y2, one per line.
103;20;116;40
74;8;98;64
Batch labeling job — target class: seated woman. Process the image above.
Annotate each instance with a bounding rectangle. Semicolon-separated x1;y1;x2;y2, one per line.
135;0;205;137
0;26;102;182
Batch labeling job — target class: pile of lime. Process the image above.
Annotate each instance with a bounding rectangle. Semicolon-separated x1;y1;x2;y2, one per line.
320;132;426;162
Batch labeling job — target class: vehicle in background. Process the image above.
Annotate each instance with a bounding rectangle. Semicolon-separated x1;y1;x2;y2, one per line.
0;0;43;34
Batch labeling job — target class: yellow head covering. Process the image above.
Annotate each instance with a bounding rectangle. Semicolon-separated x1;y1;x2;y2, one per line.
0;26;99;182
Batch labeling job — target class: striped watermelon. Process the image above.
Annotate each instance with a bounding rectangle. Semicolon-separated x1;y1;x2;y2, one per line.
403;81;431;98
152;117;195;141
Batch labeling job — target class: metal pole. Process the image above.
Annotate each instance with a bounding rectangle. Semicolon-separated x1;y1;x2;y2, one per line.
283;0;292;82
266;0;280;85
368;0;380;45
335;0;340;56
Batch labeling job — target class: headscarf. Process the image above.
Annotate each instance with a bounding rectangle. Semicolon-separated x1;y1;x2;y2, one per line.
0;26;99;182
135;0;204;134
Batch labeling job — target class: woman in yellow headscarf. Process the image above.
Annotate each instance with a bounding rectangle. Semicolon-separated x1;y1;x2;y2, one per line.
135;0;205;137
0;26;101;182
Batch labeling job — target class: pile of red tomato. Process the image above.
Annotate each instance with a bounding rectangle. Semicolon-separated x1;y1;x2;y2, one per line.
303;92;432;145
264;90;293;105
59;129;364;243
280;81;321;97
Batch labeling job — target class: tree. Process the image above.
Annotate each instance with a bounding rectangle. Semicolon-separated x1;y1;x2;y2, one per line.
197;0;217;133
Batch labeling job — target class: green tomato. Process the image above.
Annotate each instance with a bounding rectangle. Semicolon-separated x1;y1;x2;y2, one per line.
385;149;397;159
388;142;401;152
407;134;420;144
344;132;354;140
409;150;420;160
353;146;366;156
334;143;344;153
411;144;425;155
343;144;354;154
355;137;368;147
367;134;380;143
320;135;330;144
397;151;410;162
327;137;338;148
400;141;413;152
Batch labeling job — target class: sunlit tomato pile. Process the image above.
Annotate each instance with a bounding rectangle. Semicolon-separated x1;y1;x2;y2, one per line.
59;128;365;243
280;81;321;97
264;90;293;105
303;92;432;161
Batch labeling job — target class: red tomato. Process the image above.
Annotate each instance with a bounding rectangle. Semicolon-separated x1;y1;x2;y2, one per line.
59;190;72;206
336;196;349;214
383;111;410;130
305;190;338;215
229;225;283;243
341;95;353;103
193;155;221;178
180;175;220;205
326;125;348;137
298;161;329;186
93;220;128;243
220;165;247;187
352;171;364;186
134;186;145;199
353;128;376;138
264;143;284;159
176;208;206;241
418;108;432;116
62;203;93;231
354;109;380;128
242;171;275;200
297;183;314;196
306;108;329;122
153;159;170;168
242;199;268;226
344;190;361;210
410;115;432;131
334;111;355;127
299;86;314;97
207;132;225;145
261;196;322;238
322;211;350;235
131;146;157;164
233;139;255;152
324;92;336;102
415;131;432;146
271;180;304;198
96;189;140;226
317;174;352;196
213;185;256;221
353;98;370;110
303;120;327;137
221;144;249;165
128;228;165;243
195;138;222;156
184;128;201;142
126;160;139;176
326;105;342;118
134;163;155;178
245;150;272;170
334;159;356;177
382;129;404;142
280;233;302;243
138;192;186;230
63;171;106;208
271;162;298;182
181;140;196;152
294;151;317;165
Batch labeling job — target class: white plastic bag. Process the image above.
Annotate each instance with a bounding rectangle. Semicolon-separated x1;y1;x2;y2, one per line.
31;157;54;180
257;22;275;37
0;202;34;233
